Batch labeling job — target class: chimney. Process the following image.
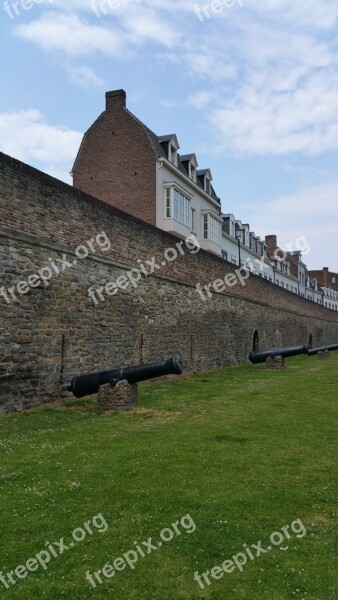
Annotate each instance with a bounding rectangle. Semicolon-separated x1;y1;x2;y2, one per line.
105;89;126;112
265;235;277;257
323;267;329;286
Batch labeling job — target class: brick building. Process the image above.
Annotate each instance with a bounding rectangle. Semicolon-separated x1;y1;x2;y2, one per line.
72;89;337;312
72;89;223;256
308;268;338;292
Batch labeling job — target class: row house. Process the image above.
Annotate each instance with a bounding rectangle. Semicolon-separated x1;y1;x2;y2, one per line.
72;89;337;312
321;288;338;311
72;90;222;257
222;214;273;280
307;267;338;293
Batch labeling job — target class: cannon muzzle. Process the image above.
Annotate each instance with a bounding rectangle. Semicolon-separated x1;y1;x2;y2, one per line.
308;343;338;356
249;345;308;364
68;354;184;398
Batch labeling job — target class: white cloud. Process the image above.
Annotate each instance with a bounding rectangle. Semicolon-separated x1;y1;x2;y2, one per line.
15;12;128;57
9;0;338;160
63;64;105;89
246;0;338;30
0;109;82;182
181;12;338;156
210;68;338;156
187;91;215;109
244;182;338;270
14;7;180;58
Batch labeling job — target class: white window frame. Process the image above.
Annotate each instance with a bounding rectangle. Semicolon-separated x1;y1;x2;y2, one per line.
191;207;196;233
164;184;192;227
202;212;221;245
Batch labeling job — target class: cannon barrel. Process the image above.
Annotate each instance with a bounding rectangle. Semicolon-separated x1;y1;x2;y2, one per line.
249;344;308;364
308;343;338;356
68;354;184;398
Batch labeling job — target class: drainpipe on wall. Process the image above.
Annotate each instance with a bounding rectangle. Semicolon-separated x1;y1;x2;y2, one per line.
236;236;241;267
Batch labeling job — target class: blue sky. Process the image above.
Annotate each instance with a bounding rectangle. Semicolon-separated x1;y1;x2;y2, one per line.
1;0;338;270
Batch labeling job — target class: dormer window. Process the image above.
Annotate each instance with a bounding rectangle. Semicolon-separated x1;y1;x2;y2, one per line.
197;169;212;196
180;154;198;183
158;134;179;167
170;145;177;166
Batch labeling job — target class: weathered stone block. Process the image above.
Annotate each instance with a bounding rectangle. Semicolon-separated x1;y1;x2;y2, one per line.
97;380;138;412
318;350;330;360
266;355;285;370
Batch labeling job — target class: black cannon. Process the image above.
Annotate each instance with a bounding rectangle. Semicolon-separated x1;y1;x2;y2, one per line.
68;354;184;398
249;344;308;364
308;343;338;356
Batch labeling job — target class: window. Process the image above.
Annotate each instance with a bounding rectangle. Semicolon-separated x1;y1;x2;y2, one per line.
203;214;220;244
191;208;196;233
276;279;279;285
204;178;211;195
231;255;237;264
170;145;177;166
164;186;191;226
286;283;289;290
222;250;228;261
190;164;196;182
174;189;189;225
166;188;171;218
203;214;208;239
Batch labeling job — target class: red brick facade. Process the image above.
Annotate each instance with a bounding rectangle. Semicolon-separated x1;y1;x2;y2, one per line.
73;90;157;226
308;268;338;292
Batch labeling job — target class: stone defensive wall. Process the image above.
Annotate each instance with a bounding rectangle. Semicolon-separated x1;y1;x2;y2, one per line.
1;152;338;413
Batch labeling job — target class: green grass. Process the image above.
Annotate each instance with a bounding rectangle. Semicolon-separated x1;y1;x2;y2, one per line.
0;354;337;599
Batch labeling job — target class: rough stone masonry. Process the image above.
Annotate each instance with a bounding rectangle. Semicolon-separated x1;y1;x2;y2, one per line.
1;152;338;414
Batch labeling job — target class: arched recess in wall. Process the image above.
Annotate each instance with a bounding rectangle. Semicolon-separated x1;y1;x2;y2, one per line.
308;334;313;349
253;330;259;352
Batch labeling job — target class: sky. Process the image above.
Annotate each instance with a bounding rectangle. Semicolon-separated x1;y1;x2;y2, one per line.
0;0;337;271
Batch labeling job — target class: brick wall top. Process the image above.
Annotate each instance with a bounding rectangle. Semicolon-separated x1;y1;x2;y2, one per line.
1;151;338;323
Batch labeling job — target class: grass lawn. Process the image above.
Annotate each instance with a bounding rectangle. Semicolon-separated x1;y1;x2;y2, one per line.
0;354;337;599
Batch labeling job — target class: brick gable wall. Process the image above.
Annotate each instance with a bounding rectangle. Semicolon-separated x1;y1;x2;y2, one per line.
73;90;157;226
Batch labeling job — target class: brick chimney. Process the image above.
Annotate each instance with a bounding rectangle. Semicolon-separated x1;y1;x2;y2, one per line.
105;89;126;112
323;267;329;287
265;235;278;258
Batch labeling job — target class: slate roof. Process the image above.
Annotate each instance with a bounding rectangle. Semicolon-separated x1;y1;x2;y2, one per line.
126;108;220;204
